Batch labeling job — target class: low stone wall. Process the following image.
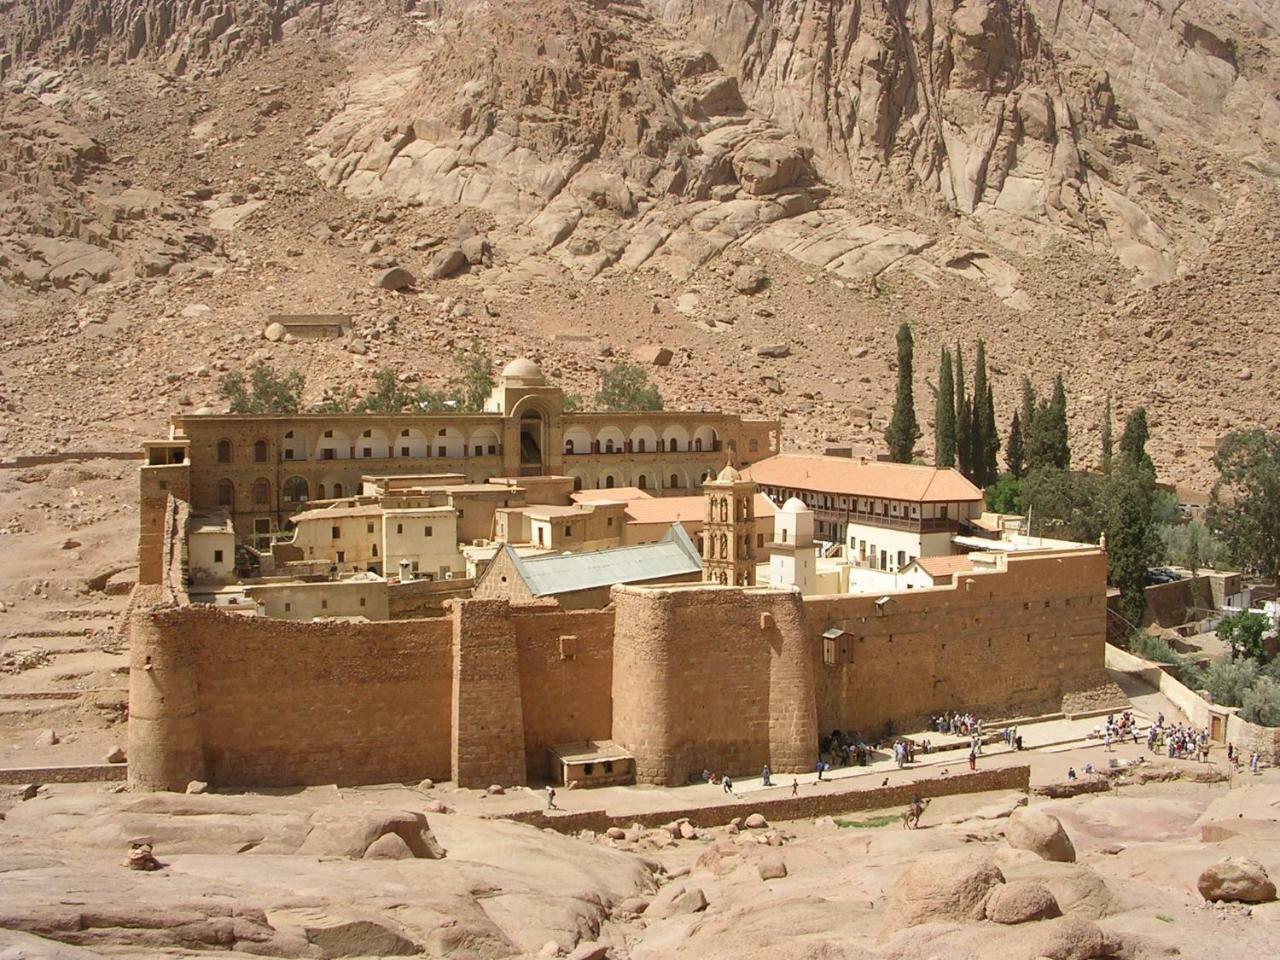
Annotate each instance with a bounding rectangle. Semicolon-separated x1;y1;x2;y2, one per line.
499;765;1030;834
0;764;127;784
0;451;143;470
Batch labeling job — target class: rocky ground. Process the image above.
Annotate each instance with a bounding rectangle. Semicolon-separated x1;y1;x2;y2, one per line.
0;0;1276;491
0;769;1277;958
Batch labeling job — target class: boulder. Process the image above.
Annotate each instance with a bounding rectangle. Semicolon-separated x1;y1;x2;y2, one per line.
185;780;208;795
744;813;768;829
732;264;768;294
985;880;1061;924
879;850;1004;937
486;784;505;796
646;883;709;919
263;322;286;342
105;745;126;764
373;267;415;291
758;858;788;880
756;343;791;358
298;809;445;860
460;235;491;266
33;728;58;748
362;832;415;860
1007;807;1076;862
732;139;808;195
426;246;468;280
615;896;649;916
566;942;609;960
678;821;697;840
1198;857;1276;903
269;908;419;958
605;827;627;840
634;345;673;366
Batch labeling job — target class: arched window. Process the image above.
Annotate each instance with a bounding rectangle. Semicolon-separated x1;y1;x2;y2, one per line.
658;438;666;452
317;484;326;500
694;437;703;452
333;483;344;498
605;438;615;454
670;473;679;489
283;476;309;504
253;478;270;505
638;475;648;490
216;479;234;508
573;476;583;491
565;439;575;454
372;543;379;557
605;475;616;489
217;439;233;464
637;439;646;453
253;440;268;463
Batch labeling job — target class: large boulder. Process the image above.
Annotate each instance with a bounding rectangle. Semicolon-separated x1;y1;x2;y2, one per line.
1007;807;1076;862
373;267;415;291
297;809;445;860
879;849;1004;937
732;263;768;294
426;246;468;280
646;883;709;919
732;139;808;196
1197;858;1276;903
985;880;1061;924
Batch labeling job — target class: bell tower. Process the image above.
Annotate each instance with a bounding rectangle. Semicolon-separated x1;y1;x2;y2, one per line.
701;464;757;586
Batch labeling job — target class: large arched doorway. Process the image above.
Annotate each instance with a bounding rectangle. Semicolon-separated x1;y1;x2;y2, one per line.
519;409;546;476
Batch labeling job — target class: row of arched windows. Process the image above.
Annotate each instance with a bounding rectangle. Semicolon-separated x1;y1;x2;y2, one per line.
564;437;714;455
217;439;269;464
216;478;272;509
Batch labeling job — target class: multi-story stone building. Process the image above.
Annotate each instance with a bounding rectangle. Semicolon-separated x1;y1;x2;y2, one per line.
140;358;780;549
744;453;984;574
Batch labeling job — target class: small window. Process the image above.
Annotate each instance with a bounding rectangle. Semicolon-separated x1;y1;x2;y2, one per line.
335;552;344;563
401;446;410;457
324;430;333;438
363;447;372;458
757;534;764;548
284;449;295;460
457;510;464;519
400;429;410;437
424;526;433;537
331;526;340;538
607;517;614;527
216;439;232;464
284;602;291;612
362;430;371;438
254;440;268;462
437;446;446;457
213;549;224;563
564;525;572;537
321;599;328;609
397;523;404;535
360;597;366;607
371;544;378;557
367;522;374;534
749;438;759;452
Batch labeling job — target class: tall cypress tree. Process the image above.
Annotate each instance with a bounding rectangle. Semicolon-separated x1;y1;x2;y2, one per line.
981;383;1000;485
1050;373;1071;470
935;346;956;468
1106;405;1156;629
1019;376;1037;466
1100;393;1114;474
885;323;921;463
1006;410;1025;478
954;345;972;479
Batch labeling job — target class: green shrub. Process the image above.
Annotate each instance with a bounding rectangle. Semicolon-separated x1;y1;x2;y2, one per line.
1182;658;1260;708
1128;630;1181;665
1241;677;1280;727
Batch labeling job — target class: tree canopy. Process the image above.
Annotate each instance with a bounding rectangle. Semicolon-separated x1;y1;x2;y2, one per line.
1209;429;1280;578
218;365;305;414
595;363;664;412
935;346;956;468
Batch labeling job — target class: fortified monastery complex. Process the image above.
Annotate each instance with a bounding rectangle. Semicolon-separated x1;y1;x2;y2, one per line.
129;361;1116;793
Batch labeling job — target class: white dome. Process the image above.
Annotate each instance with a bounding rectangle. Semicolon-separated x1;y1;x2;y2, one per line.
781;497;809;513
716;464;742;482
501;357;545;383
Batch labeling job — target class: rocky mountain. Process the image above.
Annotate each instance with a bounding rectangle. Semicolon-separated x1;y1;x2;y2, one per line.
0;0;1277;488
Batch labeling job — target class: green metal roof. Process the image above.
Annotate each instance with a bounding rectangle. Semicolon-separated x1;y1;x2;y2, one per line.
505;523;702;597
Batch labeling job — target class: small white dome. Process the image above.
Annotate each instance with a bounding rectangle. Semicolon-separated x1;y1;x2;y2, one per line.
500;357;545;383
716;464;742;482
781;497;809;513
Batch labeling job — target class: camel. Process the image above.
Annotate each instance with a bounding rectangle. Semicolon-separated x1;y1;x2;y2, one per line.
902;797;931;829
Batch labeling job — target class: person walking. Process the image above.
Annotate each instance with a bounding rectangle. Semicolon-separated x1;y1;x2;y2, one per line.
1251;752;1260;775
816;759;827;782
762;765;773;787
791;778;799;797
545;785;557;810
968;748;976;771
722;774;734;795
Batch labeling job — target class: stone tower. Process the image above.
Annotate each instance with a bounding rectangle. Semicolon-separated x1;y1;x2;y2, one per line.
769;497;817;595
702;464;756;586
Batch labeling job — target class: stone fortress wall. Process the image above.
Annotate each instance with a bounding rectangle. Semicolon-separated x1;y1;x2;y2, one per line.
129;498;1109;791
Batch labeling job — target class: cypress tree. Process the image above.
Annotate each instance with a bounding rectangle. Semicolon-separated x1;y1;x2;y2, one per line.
1106;406;1157;629
971;341;988;484
1050;373;1071;470
885;323;921;463
1100;393;1114;474
1006;410;1025;478
981;383;1000;485
935;346;956;468
954;345;972;479
1019;376;1037;466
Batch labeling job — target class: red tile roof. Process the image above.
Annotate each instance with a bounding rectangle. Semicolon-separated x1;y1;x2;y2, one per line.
622;493;777;525
743;454;983;503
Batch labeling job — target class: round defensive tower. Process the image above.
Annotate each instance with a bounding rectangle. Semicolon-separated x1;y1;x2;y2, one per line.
765;589;819;773
610;585;677;785
127;592;207;791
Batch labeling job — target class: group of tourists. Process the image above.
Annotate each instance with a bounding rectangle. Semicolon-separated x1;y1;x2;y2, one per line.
1145;711;1209;761
821;729;874;768
931;711;983;737
1225;743;1263;774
